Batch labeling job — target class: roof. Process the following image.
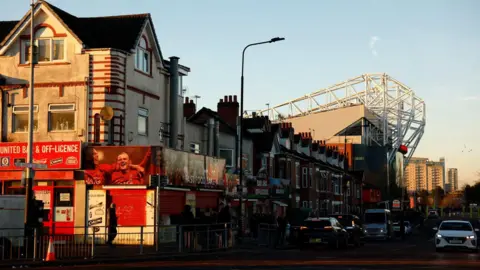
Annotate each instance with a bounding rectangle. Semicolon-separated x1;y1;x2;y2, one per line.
0;1;171;63
44;1;149;52
0;21;18;43
187;107;237;136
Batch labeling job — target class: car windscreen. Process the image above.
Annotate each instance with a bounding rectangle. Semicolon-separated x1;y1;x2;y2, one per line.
439;222;472;231
305;220;331;228
329;216;352;227
364;213;386;224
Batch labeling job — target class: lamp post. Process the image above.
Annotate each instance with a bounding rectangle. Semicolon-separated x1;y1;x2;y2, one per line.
24;0;36;230
237;37;285;240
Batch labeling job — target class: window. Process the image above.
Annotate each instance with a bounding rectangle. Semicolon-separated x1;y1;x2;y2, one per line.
309;201;313;209
316;168;320;192
302;167;308;188
356;187;361;199
295;162;300;188
48;104;75;131
219;149;234;168
12;105;38;133
334;183;339;194
21;27;65;64
190;143;200;154
309;168;313;187
302;201;308;208
135;37;150;74
137;108;148;135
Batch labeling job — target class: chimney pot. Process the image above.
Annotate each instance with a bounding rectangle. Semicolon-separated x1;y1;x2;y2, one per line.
224;95;228;102
190;100;194;104
234;95;237;102
219;99;223;103
228;95;233;102
185;97;189;103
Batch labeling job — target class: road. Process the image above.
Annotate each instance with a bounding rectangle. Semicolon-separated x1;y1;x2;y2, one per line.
35;231;480;270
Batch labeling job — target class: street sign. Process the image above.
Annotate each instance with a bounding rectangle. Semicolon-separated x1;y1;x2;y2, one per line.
15;162;47;169
392;199;401;209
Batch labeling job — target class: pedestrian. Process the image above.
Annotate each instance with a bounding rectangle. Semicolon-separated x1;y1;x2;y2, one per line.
107;203;118;247
275;214;287;248
181;205;195;249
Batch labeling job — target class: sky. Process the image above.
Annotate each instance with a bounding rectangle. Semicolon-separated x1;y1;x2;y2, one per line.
3;0;480;186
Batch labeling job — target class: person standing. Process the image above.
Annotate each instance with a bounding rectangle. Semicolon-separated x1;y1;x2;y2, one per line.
107;203;118;247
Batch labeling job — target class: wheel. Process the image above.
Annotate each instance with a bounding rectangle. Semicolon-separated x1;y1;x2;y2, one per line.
436;247;443;252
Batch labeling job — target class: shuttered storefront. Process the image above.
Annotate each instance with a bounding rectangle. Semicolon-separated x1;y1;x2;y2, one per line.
159;190;185;215
110;189;147;226
195;191;219;209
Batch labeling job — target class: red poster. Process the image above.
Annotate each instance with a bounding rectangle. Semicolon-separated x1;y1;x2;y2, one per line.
0;141;81;170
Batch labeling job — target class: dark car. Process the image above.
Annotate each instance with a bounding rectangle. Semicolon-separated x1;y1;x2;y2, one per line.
328;214;365;247
298;217;349;249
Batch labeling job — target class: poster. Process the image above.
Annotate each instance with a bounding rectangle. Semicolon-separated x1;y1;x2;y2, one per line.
87;190;106;234
207;157;226;186
84;146;153;185
187;153;205;185
34;190;51;210
163;148;188;186
55;206;73;222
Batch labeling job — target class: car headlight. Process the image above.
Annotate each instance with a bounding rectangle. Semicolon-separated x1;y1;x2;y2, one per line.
364;229;367;233
436;234;442;238
467;235;475;239
380;229;384;233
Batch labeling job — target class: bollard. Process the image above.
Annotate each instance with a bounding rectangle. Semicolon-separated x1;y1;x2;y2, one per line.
178;226;183;253
140;226;144;254
91;228;96;258
33;228;37;261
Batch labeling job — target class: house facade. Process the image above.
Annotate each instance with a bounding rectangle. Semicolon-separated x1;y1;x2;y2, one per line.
0;1;192;235
0;1;189;147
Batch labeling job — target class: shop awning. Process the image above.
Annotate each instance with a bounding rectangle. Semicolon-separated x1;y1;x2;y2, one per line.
273;201;288;207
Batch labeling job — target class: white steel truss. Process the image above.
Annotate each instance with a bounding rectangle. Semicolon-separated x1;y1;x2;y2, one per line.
252;73;426;164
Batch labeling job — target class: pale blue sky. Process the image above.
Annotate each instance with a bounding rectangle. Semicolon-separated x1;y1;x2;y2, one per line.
3;0;480;185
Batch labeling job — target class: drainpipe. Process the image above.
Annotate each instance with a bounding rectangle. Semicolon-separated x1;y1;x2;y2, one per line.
168;57;180;149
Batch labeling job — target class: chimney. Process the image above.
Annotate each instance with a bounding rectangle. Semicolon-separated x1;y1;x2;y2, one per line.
168;56;180;149
183;97;196;119
217;94;239;130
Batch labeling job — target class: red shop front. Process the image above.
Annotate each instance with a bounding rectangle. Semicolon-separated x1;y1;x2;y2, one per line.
196;189;222;209
0;141;82;235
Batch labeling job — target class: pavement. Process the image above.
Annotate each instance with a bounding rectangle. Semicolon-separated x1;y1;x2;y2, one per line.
16;226;480;270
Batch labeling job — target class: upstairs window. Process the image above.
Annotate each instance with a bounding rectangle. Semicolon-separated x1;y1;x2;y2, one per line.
135;37;150;74
301;167;308;188
219;149;234;168
12;105;38;133
190;143;200;154
137;108;149;136
21;27;65;64
48;104;75;131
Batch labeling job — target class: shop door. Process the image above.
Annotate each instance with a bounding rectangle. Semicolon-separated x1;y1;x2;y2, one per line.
33;186;53;233
110;190;147;226
52;187;75;234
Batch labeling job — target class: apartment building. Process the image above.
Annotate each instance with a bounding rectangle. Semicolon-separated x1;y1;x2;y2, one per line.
0;1;189;147
426;158;445;191
446;168;459;192
404;157;428;192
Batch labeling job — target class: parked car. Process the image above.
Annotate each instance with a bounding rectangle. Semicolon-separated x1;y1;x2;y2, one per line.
297;217;349;249
328;214;365;247
393;220;412;236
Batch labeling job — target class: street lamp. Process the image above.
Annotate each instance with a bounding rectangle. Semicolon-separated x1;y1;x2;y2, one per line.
237;37;285;240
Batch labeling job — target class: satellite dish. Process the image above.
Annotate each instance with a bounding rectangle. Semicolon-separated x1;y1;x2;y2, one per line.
99;106;114;121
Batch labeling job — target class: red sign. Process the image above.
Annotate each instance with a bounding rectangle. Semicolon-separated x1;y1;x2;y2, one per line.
0;141;82;170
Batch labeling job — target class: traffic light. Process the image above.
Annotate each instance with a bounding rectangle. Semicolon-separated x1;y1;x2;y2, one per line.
29;199;44;227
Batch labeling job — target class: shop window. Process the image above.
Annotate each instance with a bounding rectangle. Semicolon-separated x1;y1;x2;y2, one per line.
138;108;148;135
12;105;39;133
34;189;52;222
54;188;74;222
48;104;75;131
219;148;234;168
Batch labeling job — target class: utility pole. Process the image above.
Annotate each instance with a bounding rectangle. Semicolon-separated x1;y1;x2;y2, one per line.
24;0;36;229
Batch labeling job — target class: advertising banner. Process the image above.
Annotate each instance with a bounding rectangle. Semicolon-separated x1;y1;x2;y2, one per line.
163;148;188;186
207;157;226;186
84;146;152;185
187;153;205;185
394;152;405;187
0;141;81;170
87;189;106;238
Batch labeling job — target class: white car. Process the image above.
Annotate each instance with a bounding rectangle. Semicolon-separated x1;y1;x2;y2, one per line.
434;220;479;252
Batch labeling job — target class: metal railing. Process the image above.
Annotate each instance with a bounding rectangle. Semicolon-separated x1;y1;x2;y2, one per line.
0;223;234;263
